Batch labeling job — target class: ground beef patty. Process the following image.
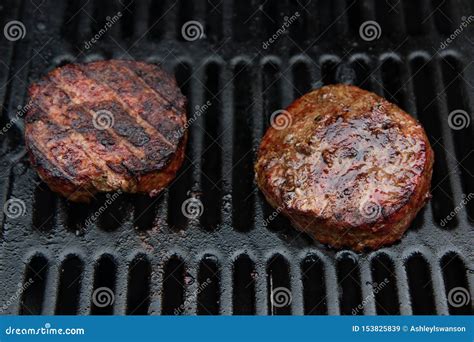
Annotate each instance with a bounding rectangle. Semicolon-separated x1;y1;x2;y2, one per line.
255;84;434;251
25;60;187;202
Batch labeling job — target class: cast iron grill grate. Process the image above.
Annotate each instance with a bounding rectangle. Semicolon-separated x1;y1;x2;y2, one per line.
0;0;473;316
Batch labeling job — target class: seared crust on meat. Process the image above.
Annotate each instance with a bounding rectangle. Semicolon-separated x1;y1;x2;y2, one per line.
255;84;434;251
25;60;187;202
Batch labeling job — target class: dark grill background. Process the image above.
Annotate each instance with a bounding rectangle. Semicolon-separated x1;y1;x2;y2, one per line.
0;0;473;315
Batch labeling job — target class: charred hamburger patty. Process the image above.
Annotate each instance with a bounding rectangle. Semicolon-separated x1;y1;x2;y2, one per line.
25;60;187;202
255;84;434;251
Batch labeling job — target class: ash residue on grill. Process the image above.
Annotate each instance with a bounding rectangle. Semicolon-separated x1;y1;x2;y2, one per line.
0;0;473;316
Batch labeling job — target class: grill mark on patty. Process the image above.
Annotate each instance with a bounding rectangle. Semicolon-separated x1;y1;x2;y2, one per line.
114;60;185;117
46;73;148;158
121;62;185;113
87;100;176;170
32;109;136;191
26;132;78;185
79;61;183;147
52;65;180;173
27;120;102;184
87;100;150;147
39;77;149;162
52;63;177;155
27;83;141;188
47;64;176;171
25;60;188;202
133;63;186;107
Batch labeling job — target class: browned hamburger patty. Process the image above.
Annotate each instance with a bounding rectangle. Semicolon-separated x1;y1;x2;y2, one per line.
255;84;434;251
24;60;187;202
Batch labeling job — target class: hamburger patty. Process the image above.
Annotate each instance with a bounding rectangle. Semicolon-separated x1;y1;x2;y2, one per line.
24;60;187;202
255;84;434;251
